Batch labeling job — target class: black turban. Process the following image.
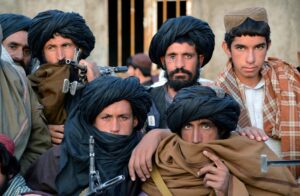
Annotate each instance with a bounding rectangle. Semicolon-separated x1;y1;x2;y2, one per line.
79;76;152;131
0;13;31;41
167;85;240;138
149;16;215;69
28;10;95;63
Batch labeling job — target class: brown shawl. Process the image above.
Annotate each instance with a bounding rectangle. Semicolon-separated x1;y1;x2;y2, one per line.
28;64;70;124
142;134;300;196
216;57;300;177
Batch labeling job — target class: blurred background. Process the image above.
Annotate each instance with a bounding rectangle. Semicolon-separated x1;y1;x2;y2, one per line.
1;0;299;81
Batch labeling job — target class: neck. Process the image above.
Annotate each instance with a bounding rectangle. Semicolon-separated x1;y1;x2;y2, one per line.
139;76;152;84
167;85;178;98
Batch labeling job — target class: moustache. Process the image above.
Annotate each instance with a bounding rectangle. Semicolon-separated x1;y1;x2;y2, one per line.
168;67;193;78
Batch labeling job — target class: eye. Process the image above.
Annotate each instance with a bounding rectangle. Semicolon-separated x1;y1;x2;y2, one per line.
101;115;111;120
184;54;193;59
23;49;31;57
255;44;266;50
8;44;17;50
120;115;129;121
235;45;245;50
183;124;192;129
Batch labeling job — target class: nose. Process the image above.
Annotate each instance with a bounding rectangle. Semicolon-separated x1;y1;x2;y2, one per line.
56;47;65;61
246;49;255;64
110;118;120;134
12;49;24;61
192;129;201;144
175;56;185;69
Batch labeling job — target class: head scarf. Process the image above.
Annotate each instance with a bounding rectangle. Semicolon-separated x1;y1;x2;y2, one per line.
149;16;215;69
0;13;31;41
56;76;152;195
28;9;95;63
167;85;240;137
0;134;15;156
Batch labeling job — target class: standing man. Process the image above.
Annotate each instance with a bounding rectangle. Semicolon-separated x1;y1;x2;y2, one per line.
216;7;300;178
0;13;32;74
147;16;215;128
127;53;154;86
27;10;99;145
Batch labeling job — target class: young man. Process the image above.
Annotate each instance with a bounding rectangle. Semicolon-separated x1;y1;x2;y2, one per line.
142;86;300;196
216;7;300;178
27;10;99;145
0;13;32;74
0;134;31;196
127;53;154;86
25;76;152;195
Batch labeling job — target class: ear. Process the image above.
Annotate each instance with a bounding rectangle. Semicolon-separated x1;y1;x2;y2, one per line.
198;54;204;65
267;40;271;50
133;116;138;128
222;41;232;58
160;56;165;67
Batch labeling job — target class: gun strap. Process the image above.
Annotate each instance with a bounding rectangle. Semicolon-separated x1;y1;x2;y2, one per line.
150;164;172;196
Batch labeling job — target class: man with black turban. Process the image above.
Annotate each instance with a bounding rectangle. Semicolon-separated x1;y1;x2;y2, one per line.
25;76;152;195
27;10;99;145
0;13;32;74
129;15;215;183
141;85;300;196
147;15;215;129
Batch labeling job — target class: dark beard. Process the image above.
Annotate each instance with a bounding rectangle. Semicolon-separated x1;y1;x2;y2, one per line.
0;175;9;195
166;66;200;92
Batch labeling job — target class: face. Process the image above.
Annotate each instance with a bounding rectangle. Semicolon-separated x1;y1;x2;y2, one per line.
223;35;269;86
161;42;204;91
2;31;31;71
94;100;138;135
43;33;77;64
181;119;218;144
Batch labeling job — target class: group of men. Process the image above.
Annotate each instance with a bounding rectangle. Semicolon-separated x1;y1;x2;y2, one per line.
0;5;299;196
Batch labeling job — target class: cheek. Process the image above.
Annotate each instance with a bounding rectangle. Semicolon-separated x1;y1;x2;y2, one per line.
64;48;76;59
181;131;192;142
119;121;134;135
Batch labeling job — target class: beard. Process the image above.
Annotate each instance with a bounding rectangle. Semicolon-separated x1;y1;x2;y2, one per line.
166;65;200;92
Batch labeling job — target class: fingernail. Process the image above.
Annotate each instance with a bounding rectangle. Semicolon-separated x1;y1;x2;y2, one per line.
149;168;152;172
257;137;261;141
203;150;207;155
146;175;150;178
131;177;135;181
197;172;200;176
141;178;146;182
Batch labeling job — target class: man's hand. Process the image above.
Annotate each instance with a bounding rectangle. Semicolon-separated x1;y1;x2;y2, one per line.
237;126;268;141
79;59;100;82
198;151;229;196
48;124;64;145
128;129;171;181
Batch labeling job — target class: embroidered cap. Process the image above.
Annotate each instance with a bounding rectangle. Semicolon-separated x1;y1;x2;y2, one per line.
224;7;268;33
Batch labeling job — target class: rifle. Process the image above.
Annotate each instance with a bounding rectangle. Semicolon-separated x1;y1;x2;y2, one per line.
62;48;128;95
86;136;125;196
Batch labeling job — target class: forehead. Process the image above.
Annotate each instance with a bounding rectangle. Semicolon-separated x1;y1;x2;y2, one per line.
2;30;28;45
44;34;75;46
231;35;267;46
99;100;132;114
165;42;197;54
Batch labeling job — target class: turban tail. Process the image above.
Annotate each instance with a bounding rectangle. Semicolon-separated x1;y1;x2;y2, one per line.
28;10;95;63
167;86;240;136
0;13;31;40
149;16;215;69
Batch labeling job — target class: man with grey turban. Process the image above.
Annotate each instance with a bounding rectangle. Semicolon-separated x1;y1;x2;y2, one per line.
141;86;300;196
25;76;152;195
27;10;100;145
0;13;32;74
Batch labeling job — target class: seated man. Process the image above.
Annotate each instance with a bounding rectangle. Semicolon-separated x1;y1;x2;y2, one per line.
142;86;300;195
25;76;152;195
0;134;31;196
